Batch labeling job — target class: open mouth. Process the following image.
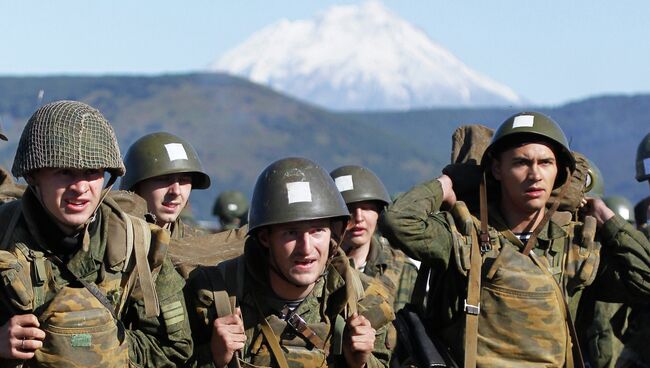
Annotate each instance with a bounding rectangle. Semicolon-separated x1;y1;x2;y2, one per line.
64;198;89;212
294;259;317;269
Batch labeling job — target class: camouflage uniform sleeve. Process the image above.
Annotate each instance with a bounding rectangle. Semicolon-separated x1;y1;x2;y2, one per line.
366;323;392;368
125;255;193;367
395;259;419;311
379;178;454;268
596;214;650;302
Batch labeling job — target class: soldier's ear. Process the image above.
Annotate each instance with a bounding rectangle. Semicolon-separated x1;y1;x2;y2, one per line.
257;228;271;249
491;159;502;181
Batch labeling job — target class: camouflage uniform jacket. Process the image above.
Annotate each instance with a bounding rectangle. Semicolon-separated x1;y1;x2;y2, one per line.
0;189;193;367
170;216;207;240
186;238;395;368
380;178;650;367
363;235;418;311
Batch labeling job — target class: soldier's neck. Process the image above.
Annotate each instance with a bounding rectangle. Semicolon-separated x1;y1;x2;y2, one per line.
268;271;316;301
343;241;371;271
499;201;545;234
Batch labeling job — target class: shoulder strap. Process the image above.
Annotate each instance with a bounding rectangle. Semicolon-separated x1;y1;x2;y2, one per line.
119;211;159;317
252;296;290;368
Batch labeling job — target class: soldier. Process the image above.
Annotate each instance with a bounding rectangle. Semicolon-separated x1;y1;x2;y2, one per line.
186;157;394;367
0;128;26;204
213;190;249;231
615;132;650;368
0;101;192;367
330;165;417;311
381;112;650;367
121;132;211;239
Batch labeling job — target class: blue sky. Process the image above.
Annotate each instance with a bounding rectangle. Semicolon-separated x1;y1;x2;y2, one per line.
1;1;648;106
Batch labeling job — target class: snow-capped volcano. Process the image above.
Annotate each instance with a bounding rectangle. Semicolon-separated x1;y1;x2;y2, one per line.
210;1;523;110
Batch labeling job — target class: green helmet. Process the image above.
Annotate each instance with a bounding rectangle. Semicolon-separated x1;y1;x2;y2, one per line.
213;190;249;221
481;112;575;187
604;195;635;223
585;158;605;198
120;132;210;191
330;165;391;206
248;157;350;234
636;132;650;182
12;100;125;178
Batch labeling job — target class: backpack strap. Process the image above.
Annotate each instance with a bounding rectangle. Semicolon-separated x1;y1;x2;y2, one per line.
118;211;159;318
252;295;290;368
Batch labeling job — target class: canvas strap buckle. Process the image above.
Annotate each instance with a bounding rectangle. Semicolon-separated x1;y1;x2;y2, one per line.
281;306;325;349
464;299;480;315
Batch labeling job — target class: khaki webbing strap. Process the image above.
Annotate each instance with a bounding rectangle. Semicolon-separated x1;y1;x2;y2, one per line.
522;167;572;256
529;251;585;368
206;268;242;368
132;216;159;317
120;212;135;273
464;205;483;368
344;266;364;317
253;296;290;368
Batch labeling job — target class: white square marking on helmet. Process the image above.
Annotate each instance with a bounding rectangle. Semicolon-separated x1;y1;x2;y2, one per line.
335;175;354;192
512;115;535;128
644;158;650;175
287;182;312;204
227;203;239;211
165;143;188;161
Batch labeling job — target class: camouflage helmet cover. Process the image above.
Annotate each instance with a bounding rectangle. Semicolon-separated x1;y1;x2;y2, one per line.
603;195;635;222
636;132;650;182
12;100;125;178
584;158;605;198
248;157;350;234
120;132;210;191
213;190;249;219
481;111;576;187
330;165;391;206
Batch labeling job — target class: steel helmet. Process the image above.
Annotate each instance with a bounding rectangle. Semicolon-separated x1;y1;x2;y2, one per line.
636;132;650;182
213;190;249;221
120;132;210;191
330;165;391;206
604;195;635;223
481;112;575;187
585;158;605;198
12;100;125;178
248;157;350;234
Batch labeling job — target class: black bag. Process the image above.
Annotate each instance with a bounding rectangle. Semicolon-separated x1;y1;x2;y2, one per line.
390;265;458;368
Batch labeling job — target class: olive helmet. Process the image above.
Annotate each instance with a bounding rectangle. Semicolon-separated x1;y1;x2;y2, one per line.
585;158;605;198
481;111;576;187
248;157;350;235
636;132;650;182
603;195;635;223
213;190;249;221
120;132;210;191
330;165;391;207
12;100;125;178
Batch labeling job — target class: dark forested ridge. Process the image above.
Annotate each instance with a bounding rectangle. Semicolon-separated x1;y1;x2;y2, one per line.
0;74;647;220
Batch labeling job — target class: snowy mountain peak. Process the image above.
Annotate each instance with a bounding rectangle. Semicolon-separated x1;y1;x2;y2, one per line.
210;1;523;110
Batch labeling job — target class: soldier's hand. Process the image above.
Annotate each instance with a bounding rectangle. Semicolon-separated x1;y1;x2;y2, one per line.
581;196;615;227
437;174;457;209
0;314;45;360
343;313;375;368
210;307;246;367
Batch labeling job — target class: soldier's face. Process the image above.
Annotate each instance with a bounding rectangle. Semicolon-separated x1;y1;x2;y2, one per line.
343;201;380;250
259;219;331;299
492;142;558;216
135;173;192;227
29;168;105;234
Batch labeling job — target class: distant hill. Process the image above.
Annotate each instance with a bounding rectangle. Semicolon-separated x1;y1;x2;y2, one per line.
0;74;647;220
